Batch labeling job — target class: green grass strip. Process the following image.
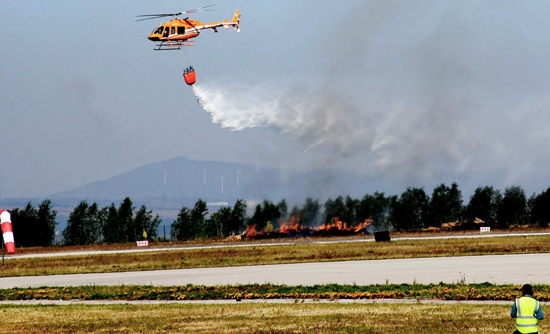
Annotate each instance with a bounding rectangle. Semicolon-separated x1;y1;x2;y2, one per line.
1;283;548;301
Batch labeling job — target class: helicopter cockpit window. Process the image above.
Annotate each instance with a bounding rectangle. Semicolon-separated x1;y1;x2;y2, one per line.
171;27;176;35
152;27;163;35
177;26;185;35
163;27;169;37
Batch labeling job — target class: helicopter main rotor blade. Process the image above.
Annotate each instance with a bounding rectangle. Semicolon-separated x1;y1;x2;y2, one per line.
136;13;183;22
136;13;181;17
183;4;215;14
135;5;215;22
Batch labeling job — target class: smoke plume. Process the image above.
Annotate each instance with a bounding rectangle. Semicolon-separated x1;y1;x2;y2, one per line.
192;84;374;155
191;0;550;191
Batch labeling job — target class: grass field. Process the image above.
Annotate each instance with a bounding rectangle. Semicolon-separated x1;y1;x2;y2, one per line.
2;234;550;277
12;228;550;255
0;302;539;333
2;233;549;333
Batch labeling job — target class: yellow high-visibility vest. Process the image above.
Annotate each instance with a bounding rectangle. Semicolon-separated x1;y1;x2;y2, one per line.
515;296;540;333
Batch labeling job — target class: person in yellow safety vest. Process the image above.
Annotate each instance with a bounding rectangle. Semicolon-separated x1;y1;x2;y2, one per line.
511;284;544;334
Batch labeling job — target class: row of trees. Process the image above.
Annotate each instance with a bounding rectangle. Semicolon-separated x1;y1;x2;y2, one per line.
63;198;161;245
238;183;550;233
171;199;246;240
6;198;162;247
10;200;57;247
4;183;550;246
391;184;550;230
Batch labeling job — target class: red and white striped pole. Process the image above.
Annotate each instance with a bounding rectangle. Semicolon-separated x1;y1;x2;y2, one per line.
0;210;15;254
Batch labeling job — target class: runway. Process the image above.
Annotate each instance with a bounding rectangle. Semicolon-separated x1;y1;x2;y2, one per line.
1;253;548;288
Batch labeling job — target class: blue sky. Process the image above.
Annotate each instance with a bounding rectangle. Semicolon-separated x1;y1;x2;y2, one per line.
2;1;550;199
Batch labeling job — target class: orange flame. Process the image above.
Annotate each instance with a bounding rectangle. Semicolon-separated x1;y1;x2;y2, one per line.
353;217;373;232
245;224;257;237
244;215;372;238
315;217;345;231
278;215;301;233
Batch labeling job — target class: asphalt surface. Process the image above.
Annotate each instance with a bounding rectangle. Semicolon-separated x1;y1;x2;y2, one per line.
1;232;549;289
1;253;549;288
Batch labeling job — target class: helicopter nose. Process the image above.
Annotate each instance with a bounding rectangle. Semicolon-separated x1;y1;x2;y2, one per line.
148;35;160;42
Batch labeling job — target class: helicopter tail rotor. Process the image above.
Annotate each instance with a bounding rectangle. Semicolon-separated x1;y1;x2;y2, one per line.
232;9;240;32
222;9;241;32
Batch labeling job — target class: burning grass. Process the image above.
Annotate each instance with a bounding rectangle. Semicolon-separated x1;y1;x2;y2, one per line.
2;234;550;277
0;302;540;333
245;217;371;239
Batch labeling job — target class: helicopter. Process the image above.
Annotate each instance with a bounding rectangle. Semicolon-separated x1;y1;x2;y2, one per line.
137;5;240;50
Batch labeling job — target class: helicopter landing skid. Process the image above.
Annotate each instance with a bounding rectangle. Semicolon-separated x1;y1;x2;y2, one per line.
154;40;194;51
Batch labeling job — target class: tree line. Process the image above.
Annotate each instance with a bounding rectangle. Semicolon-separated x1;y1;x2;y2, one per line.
391;184;550;230
63;198;161;245
171;199;246;240
4;183;550;247
10;200;57;247
8;198;161;247
171;183;550;240
294;183;550;231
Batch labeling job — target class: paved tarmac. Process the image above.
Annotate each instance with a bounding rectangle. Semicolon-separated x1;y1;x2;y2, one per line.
1;253;549;288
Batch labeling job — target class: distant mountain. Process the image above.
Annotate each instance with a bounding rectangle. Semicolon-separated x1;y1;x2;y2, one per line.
4;156;547;235
5;156;524;214
50;157;273;208
47;156;391;210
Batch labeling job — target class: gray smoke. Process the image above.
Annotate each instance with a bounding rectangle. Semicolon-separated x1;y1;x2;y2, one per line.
192;0;550;190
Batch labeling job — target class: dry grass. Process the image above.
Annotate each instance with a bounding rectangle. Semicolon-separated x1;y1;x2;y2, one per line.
0;302;539;333
14;227;550;255
3;234;550;277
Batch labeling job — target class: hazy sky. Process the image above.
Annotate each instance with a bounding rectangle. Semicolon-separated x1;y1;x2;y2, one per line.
2;1;550;198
